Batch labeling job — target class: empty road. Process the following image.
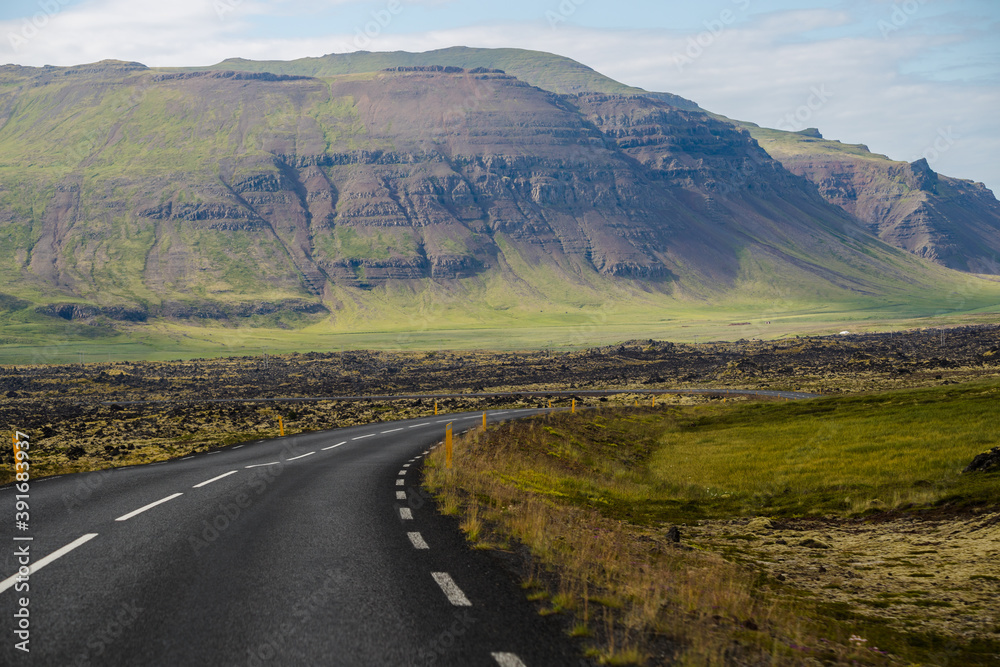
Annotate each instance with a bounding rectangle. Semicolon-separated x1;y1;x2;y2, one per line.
1;409;584;666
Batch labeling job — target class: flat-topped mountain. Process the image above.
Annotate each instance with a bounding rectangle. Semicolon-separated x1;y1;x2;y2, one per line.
0;51;995;334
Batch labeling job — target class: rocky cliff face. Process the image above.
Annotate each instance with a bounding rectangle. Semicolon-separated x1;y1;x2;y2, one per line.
0;61;966;322
748;128;1000;275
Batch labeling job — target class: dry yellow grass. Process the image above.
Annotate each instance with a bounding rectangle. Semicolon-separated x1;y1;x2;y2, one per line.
423;389;1000;665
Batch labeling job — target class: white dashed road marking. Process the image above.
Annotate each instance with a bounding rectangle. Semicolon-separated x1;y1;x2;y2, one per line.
322;441;347;451
491;652;527;667
232;445;245;450
407;532;429;549
381;428;404;434
396;491;407;500
245;462;280;469
399;508;413;520
0;533;99;594
398;470;407;476
396;479;405;486
115;493;183;522
192;471;238;488
431;572;471;606
286;452;315;461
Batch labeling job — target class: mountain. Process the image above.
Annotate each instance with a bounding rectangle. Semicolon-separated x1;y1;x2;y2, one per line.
196;47;1000;278
0;54;996;344
743;125;1000;275
194;46;702;111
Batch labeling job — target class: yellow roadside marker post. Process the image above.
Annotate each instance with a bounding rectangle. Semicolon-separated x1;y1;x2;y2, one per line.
434;401;438;416
572;399;576;414
483;412;487;429
548;399;552;409
279;416;284;437
652;395;656;408
445;422;454;469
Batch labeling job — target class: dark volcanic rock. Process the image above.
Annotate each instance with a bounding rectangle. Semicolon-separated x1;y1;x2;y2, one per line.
963;447;1000;474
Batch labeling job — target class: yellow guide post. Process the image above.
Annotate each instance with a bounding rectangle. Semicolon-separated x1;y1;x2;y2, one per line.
279;416;284;436
548;399;552;409
434;401;438;416
571;399;576;413
445;422;454;469
652;395;656;407
483;412;487;428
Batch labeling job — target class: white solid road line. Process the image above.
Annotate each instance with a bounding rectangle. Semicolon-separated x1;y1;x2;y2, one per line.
352;434;375;440
322;441;347;451
407;532;429;549
245;462;279;469
399;508;413;520
0;533;99;595
286;452;315;461
396;479;405;486
381;427;404;434
431;572;472;606
115;493;183;522
192;471;238;488
491;652;527;667
396;491;407;500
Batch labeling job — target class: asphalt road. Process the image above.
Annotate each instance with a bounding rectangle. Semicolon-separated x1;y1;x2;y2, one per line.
0;409;586;666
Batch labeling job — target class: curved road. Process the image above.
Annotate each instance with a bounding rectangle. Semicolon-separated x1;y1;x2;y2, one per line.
1;409;584;666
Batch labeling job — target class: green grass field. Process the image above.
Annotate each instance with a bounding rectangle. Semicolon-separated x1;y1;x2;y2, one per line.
2;302;998;364
425;382;1000;664
483;381;1000;525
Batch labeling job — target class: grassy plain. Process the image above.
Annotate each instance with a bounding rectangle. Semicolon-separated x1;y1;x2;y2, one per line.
424;382;1000;665
2;296;1000;364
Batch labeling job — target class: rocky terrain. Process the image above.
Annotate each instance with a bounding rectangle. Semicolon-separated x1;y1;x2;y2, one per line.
747;126;1000;275
2;324;998;482
689;511;1000;647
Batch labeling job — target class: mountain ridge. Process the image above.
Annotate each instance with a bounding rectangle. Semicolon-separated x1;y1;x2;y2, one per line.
0;51;996;348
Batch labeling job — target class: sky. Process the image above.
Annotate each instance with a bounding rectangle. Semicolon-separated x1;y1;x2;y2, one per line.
1;0;998;194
